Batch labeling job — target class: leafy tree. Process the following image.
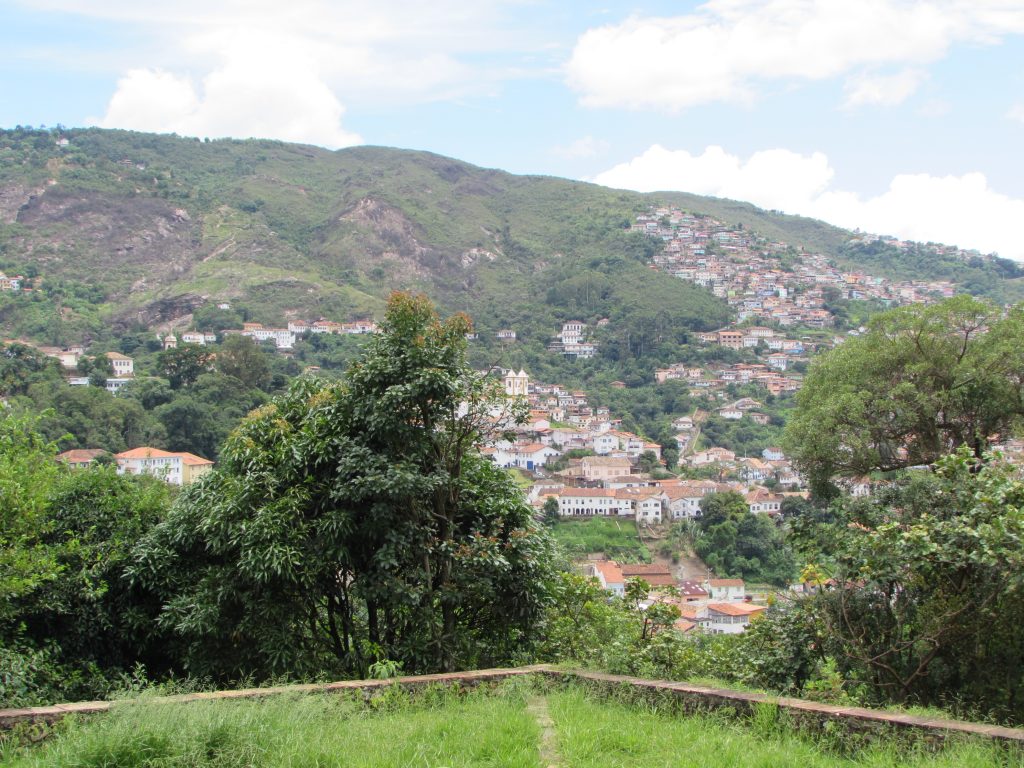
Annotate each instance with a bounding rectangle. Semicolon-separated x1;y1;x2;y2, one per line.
542;496;560;526
215;335;271;390
796;449;1024;718
785;297;1024;494
158;344;213;389
695;492;795;586
130;294;554;681
16;468;172;684
78;354;113;388
0;343;63;396
0;412;62;627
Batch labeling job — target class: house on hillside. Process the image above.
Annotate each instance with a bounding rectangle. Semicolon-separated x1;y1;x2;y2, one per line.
57;448;106;469
114;447;214;485
704;578;745;601
702;602;766;634
588;560;626;597
105;352;134;377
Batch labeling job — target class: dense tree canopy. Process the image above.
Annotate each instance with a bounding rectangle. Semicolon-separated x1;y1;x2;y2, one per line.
130;294;555;680
784;297;1024;493
694;492;795;586
794;449;1024;717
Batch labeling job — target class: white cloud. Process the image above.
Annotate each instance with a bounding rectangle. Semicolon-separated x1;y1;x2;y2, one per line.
1008;103;1024;123
91;32;362;147
26;1;524;102
552;135;611;159
594;144;1024;259
40;0;533;145
567;0;1024;110
843;69;927;108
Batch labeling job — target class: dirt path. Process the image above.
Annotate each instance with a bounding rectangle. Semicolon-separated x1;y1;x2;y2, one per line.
527;696;562;768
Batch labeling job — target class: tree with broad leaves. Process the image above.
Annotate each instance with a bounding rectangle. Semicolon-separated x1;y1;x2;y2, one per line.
130;293;554;680
784;296;1024;496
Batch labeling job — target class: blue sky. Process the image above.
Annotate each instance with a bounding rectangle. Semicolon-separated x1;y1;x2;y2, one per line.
3;0;1024;258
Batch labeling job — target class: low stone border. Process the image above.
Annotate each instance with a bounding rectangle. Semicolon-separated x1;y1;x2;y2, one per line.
3;665;1024;747
554;669;1024;746
0;665;549;730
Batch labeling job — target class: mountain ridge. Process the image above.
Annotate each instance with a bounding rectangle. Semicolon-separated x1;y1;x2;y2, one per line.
0;127;1019;350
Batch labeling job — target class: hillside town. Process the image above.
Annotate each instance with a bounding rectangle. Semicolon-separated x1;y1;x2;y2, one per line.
634;206;959;321
485;367;799;527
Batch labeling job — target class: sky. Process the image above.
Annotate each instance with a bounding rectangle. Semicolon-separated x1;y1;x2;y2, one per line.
2;0;1024;258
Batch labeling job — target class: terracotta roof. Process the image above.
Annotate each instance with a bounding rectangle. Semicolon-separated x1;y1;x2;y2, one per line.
115;447;213;465
179;452;214;466
620;564;672;576
707;602;766;617
115;447;178;459
582;456;632;466
515;443;549;453
708;578;745;587
594;560;625;584
560;487;616;498
57;448;106;463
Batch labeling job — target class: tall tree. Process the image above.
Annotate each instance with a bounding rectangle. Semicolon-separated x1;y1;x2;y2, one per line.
796;449;1024;717
158;344;213;389
131;294;553;680
784;297;1024;494
215;334;271;391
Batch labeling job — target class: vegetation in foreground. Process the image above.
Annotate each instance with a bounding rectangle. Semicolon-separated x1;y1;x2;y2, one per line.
1;686;541;768
549;688;1022;768
5;682;1021;768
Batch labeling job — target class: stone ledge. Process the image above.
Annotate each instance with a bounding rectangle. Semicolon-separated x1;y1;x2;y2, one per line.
553;669;1024;745
4;665;1023;746
0;665;549;730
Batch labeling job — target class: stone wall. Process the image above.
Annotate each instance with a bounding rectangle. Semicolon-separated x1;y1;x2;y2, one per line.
3;665;1023;747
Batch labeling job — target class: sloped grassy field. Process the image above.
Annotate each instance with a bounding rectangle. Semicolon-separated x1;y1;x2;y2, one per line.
3;681;1020;768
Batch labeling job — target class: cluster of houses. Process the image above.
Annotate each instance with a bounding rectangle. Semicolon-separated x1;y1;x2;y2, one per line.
548;320;599;358
26;343;137;394
635;207;960;326
587;560;766;634
57;446;214;485
163;318;380;351
480;367;797;525
658;358;804;398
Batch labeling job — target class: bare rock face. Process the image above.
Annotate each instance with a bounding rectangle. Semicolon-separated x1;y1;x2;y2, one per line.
121;294;206;331
0;183;46;224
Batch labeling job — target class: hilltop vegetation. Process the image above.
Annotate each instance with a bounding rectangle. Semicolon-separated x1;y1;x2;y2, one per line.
0;127;729;354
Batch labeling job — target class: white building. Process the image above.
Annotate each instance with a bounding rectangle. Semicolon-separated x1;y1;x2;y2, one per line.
105;352;134;377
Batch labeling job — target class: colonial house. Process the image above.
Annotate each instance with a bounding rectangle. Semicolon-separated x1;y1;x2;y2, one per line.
589;560;626;597
114;447;214;485
580;455;633;481
57;448;106;468
704;578;745;601
690;447;736;467
701;602;766;634
745;488;783;515
105;352;134;377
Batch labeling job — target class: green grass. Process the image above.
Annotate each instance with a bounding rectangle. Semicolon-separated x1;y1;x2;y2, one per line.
551;517;651;563
8;683;1020;768
547;689;1023;768
2;688;541;768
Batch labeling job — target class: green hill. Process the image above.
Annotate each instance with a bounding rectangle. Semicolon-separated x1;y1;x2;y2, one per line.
0;127;1020;352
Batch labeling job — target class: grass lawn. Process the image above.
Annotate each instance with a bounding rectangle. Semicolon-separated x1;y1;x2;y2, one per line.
551;517;651;563
5;682;1021;768
2;689;541;768
547;689;1023;768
